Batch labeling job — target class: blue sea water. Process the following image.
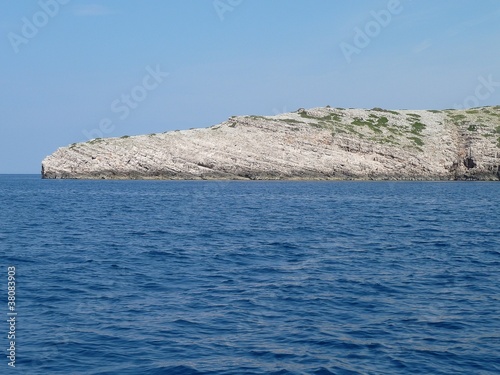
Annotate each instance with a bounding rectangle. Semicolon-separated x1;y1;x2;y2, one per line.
0;175;499;375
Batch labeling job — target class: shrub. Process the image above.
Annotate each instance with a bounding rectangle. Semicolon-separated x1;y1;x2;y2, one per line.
371;107;399;115
408;136;424;146
283;118;304;124
411;122;426;135
88;138;103;144
449;114;466;121
352;118;373;126
377;117;389;126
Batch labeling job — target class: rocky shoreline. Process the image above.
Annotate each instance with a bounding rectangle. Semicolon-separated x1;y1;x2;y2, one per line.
42;106;500;181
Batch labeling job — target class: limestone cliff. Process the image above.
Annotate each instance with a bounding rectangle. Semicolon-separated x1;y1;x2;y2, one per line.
42;106;500;180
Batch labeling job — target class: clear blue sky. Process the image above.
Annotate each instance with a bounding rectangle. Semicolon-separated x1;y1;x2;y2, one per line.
1;0;500;173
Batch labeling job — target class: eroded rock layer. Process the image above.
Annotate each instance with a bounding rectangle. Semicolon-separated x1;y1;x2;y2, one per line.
42;106;500;180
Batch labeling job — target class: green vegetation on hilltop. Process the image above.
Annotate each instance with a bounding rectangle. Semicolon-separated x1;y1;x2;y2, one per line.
370;107;400;115
448;113;466;122
88;138;104;144
299;111;341;123
407;113;421;119
411;122;426;135
240;106;500;152
408;136;424;147
351;117;384;134
282;118;305;124
247;115;269;121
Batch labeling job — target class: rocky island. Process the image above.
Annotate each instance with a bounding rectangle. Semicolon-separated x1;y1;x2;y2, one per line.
42;106;500;180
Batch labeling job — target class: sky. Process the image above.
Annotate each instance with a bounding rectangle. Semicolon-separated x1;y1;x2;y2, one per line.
1;0;500;174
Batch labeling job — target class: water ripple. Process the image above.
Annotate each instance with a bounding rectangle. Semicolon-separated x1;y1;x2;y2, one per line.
0;176;499;374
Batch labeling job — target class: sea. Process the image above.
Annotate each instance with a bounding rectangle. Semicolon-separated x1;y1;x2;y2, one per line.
0;175;499;375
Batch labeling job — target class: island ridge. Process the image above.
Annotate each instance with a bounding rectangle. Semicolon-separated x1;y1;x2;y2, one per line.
42;106;500;181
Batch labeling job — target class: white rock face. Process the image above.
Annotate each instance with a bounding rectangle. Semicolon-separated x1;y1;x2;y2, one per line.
42;106;500;180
